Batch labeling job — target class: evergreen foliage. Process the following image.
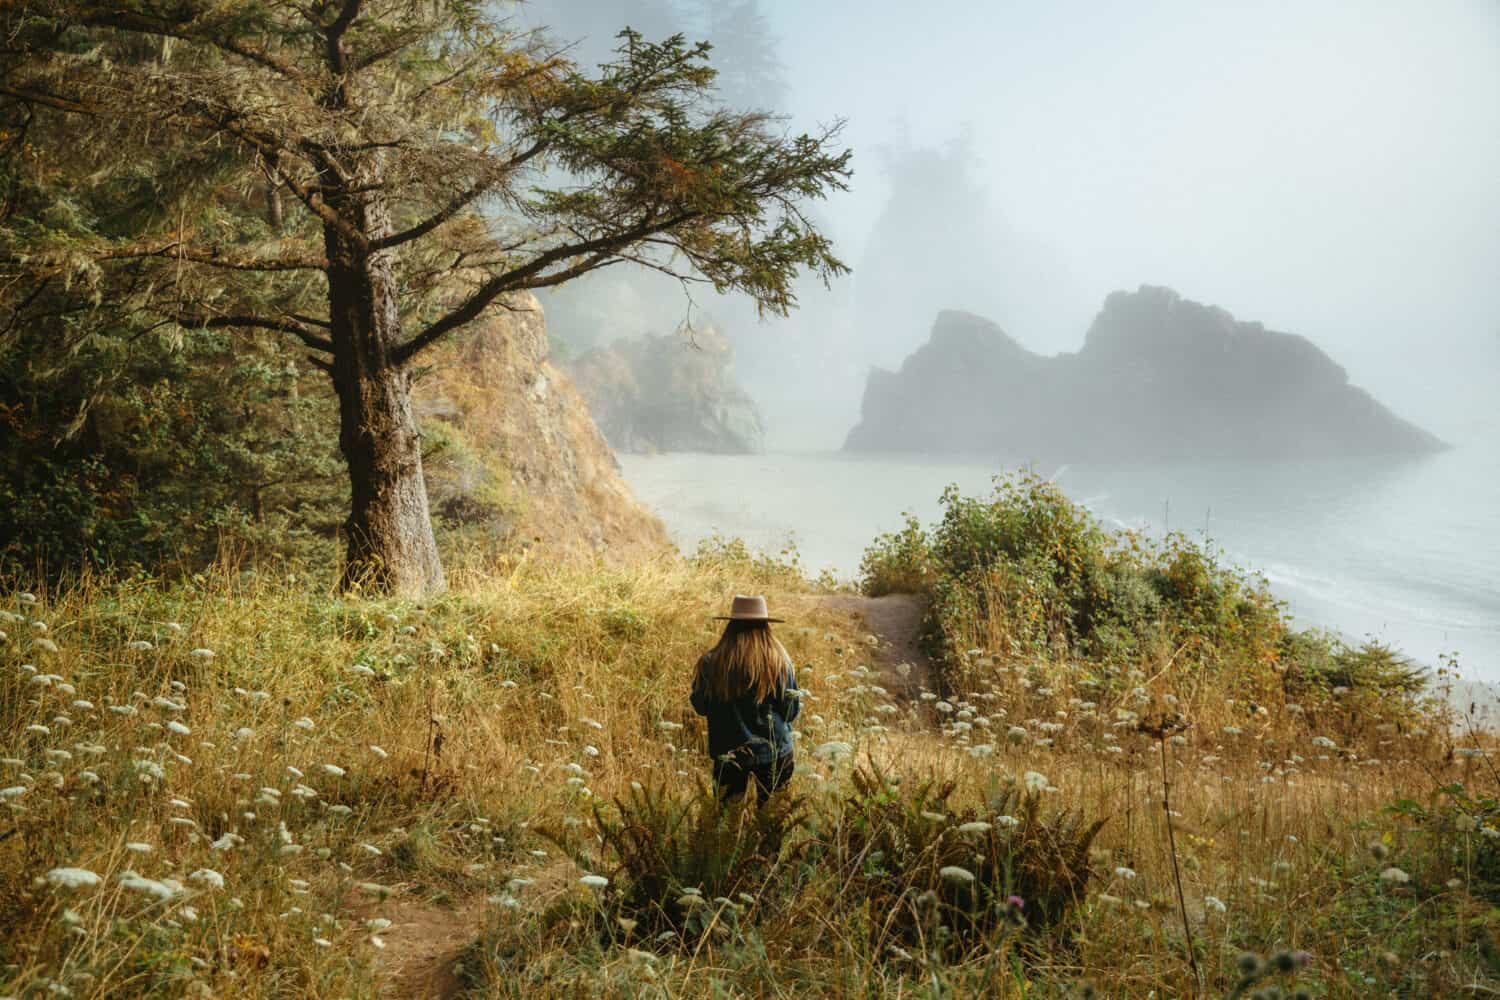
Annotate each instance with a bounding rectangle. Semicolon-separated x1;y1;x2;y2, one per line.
0;1;847;591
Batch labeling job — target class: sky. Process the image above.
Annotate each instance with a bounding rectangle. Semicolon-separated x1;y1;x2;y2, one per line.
520;0;1500;447
753;0;1500;443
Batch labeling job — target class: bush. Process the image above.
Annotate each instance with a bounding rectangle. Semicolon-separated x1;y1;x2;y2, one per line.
1388;780;1500;904
564;781;810;946
856;475;1419;717
860;512;932;597
692;534;838;591
1282;633;1426;695
815;762;1104;956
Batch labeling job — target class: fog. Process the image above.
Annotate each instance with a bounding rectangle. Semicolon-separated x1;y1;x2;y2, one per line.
518;0;1500;450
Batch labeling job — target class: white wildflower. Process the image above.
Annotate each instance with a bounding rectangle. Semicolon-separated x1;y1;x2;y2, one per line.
188;869;224;890
579;874;609;889
1022;771;1049;793
939;865;975;884
811;741;853;761
1379;867;1410;884
189;648;215;660
119;873;179;900
44;867;102;890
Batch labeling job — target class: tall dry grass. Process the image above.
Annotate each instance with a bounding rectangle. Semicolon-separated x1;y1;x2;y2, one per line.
0;543;1494;997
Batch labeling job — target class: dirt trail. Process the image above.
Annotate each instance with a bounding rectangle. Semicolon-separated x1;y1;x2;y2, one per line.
350;892;485;999
814;593;935;697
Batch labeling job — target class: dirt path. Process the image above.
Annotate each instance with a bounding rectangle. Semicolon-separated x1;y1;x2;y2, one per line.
815;593;935;697
349;892;486;999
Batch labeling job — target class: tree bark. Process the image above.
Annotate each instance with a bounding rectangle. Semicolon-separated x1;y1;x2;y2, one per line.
325;199;446;598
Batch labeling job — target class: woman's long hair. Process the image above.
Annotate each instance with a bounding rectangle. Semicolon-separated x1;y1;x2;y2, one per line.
696;620;789;703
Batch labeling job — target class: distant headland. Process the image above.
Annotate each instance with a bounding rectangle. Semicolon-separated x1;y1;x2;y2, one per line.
844;286;1446;460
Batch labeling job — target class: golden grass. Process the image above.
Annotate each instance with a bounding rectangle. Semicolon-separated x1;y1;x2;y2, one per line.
0;549;1494;998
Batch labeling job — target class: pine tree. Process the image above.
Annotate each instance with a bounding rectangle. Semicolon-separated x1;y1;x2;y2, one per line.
0;2;848;595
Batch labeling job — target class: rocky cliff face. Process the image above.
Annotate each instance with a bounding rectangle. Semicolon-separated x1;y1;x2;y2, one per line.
413;293;668;560
845;286;1445;460
568;325;765;454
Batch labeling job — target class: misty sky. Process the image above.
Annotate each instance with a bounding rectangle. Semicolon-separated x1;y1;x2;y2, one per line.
757;0;1500;440
518;0;1500;446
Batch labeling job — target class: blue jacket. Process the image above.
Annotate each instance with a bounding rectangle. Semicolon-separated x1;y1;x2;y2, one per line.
690;655;800;765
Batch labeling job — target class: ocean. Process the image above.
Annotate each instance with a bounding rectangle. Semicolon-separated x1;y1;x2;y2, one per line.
619;445;1500;685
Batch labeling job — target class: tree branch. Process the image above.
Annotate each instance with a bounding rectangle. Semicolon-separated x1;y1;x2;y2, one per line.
175;312;335;354
103;242;329;272
394;210;693;365
371;136;554;252
71;8;314;88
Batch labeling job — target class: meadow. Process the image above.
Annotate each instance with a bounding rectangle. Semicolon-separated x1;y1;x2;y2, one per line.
0;482;1496;998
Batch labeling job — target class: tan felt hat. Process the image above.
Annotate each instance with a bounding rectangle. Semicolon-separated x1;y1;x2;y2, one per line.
714;594;783;623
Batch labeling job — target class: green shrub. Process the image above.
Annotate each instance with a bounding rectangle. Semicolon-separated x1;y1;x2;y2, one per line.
1387;781;1500;904
692;534;835;590
855;474;1412;711
566;781;810;946
815;762;1104;956
860;512;933;597
1282;633;1426;695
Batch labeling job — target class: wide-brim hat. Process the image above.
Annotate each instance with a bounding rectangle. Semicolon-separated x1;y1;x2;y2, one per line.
714;594;783;623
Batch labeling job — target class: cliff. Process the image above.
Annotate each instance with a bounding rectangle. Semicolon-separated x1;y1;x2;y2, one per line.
844;286;1446;460
567;325;765;454
414;293;669;560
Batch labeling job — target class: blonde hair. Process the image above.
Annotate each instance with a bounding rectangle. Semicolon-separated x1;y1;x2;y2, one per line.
695;620;789;703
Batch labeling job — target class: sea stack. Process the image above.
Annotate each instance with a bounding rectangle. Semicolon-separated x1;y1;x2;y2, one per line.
844;286;1446;460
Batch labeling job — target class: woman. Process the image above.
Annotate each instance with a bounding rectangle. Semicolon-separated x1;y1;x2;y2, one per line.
691;594;800;802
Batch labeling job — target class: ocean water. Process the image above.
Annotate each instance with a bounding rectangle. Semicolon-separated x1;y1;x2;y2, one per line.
619;445;1500;684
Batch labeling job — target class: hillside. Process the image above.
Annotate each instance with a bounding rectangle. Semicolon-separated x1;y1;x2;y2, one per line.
1;484;1494;998
567;325;765;455
845;286;1446;460
415;292;669;561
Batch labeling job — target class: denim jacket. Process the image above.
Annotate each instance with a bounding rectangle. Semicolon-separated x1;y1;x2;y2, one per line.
690;655;800;765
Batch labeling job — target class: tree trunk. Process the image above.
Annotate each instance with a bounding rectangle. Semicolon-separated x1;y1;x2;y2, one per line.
325;204;446;597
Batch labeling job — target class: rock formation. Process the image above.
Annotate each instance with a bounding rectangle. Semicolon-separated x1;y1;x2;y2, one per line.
568;324;765;454
414;293;668;560
844;286;1445;460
